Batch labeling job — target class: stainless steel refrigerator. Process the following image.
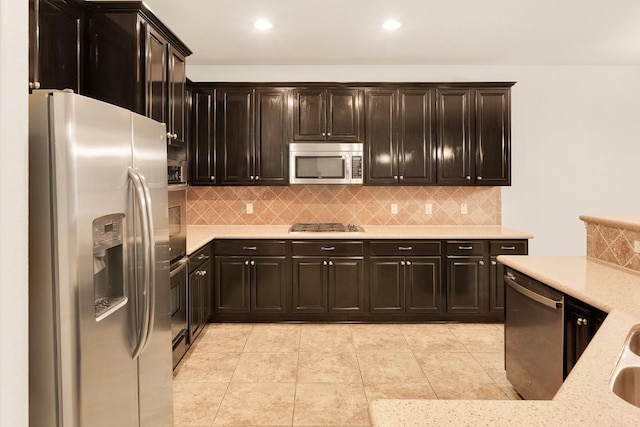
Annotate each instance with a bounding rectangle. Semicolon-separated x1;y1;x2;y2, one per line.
29;91;173;426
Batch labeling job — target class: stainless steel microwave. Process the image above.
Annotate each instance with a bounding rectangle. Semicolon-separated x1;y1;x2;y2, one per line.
289;142;363;184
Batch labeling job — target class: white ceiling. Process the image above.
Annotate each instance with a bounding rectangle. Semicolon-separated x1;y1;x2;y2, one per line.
140;0;640;66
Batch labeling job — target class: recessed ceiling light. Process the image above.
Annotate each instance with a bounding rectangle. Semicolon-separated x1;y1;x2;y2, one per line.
254;19;273;31
382;19;401;31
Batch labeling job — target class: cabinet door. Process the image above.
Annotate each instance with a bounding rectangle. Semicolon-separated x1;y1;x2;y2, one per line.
564;300;593;377
292;89;326;141
369;257;404;313
437;89;472;185
168;46;187;143
218;88;254;183
190;89;216;184
200;258;213;324
489;256;505;313
328;257;364;313
292;257;327;313
214;256;250;313
145;25;168;124
188;268;202;341
475;88;510;185
399;89;436;184
327;89;362;141
406;256;442;313
365;89;398;184
30;0;82;92
255;89;289;184
251;256;287;313
447;256;485;314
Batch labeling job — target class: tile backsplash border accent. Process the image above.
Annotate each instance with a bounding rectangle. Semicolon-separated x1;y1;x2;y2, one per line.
187;185;501;226
585;221;640;272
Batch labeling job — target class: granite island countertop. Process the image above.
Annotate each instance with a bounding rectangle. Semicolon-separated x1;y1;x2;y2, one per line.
370;255;640;426
186;224;533;255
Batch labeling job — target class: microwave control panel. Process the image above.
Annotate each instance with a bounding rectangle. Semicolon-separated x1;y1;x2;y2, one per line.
352;156;363;179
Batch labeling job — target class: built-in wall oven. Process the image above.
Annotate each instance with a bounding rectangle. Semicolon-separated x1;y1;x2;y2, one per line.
168;184;187;368
505;268;565;400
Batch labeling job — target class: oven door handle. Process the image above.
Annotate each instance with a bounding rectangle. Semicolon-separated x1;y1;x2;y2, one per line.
505;275;563;309
170;258;189;278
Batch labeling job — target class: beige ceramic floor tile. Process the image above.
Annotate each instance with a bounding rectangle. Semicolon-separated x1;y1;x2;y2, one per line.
232;352;298;383
243;324;301;353
193;324;253;353
414;352;495;384
293;382;370;425
173;352;241;383
173;381;227;425
448;327;504;352
364;382;437;401
299;324;355;352
297;352;361;383
357;352;427;384
213;382;295;426
447;322;499;331
350;324;410;352
471;351;506;382
399;324;467;353
429;380;511;400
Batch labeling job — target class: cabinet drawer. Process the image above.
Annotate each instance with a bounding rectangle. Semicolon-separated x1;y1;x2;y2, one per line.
369;241;441;256
489;240;528;255
446;241;485;256
292;241;363;256
215;240;286;256
189;244;212;273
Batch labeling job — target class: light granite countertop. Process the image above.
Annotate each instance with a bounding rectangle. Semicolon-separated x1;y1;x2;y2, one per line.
370;256;640;426
186;225;533;255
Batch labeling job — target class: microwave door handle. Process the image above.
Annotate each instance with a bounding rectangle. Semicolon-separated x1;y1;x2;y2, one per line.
138;171;156;352
128;168;151;360
344;156;350;180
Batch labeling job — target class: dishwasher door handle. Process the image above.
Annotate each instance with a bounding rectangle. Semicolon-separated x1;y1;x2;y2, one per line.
505;275;563;309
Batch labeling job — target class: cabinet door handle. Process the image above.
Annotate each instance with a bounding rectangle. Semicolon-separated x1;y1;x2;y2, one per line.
501;246;516;250
255;176;259;181
210;176;215;180
323;260;328;266
466;175;471;181
398;246;413;251
201;270;207;276
250;175;255;180
166;132;173;139
393;175;398;180
244;260;249;266
406;260;412;266
327;132;331;136
491;260;497;265
29;81;41;89
322;132;326;136
243;246;258;251
328;261;334;266
458;246;473;250
400;176;404;180
479;260;485;266
321;246;335;251
577;318;588;326
400;261;406;266
250;260;255;266
477;176;483;180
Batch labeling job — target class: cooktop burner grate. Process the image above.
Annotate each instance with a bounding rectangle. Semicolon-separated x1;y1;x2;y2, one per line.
289;223;362;232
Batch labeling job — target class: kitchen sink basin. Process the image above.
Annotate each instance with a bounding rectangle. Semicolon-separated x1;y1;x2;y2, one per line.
610;325;640;408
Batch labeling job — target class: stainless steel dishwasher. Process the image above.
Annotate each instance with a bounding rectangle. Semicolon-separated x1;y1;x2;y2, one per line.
504;268;565;400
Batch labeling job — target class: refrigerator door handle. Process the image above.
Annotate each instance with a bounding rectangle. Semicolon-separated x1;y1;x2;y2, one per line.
138;170;156;352
129;168;152;360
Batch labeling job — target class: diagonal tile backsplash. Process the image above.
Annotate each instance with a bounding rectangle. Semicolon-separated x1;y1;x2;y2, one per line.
187;186;501;226
586;222;640;272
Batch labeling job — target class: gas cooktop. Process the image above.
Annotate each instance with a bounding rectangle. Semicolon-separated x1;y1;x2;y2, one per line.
289;223;363;232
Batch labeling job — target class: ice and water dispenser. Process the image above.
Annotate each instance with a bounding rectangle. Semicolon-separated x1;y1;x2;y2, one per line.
93;214;127;321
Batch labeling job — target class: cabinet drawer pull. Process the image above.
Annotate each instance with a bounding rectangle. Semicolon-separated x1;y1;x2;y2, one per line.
398;246;413;251
197;253;209;260
243;246;257;251
577;318;588;326
501;246;516;250
458;246;473;250
321;246;335;251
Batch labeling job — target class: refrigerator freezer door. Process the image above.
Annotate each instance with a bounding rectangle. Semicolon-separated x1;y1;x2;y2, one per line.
131;112;173;426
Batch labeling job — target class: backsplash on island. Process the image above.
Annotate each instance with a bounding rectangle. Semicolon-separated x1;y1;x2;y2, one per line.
187;186;501;226
585;220;640;272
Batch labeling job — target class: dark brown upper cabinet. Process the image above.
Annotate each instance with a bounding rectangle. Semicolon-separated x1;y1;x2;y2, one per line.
436;87;511;186
189;87;216;185
217;87;289;185
84;1;191;145
365;88;436;185
29;0;84;93
292;88;363;142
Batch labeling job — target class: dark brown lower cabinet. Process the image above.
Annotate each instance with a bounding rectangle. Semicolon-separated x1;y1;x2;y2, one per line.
489;240;529;315
214;256;286;314
446;256;486;314
369;256;441;314
564;297;606;377
189;245;213;343
292;256;364;313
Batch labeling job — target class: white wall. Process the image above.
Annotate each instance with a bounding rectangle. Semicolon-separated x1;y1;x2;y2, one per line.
0;0;28;425
188;65;640;255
